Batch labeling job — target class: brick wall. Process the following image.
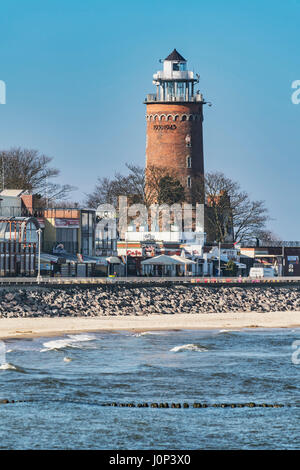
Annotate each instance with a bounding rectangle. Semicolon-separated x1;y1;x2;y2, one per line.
145;102;204;195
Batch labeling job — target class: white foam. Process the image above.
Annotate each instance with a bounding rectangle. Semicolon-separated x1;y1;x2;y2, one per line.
170;344;208;353
218;329;239;334
67;334;96;342
133;331;164;337
0;362;18;370
41;334;96;352
63;357;73;362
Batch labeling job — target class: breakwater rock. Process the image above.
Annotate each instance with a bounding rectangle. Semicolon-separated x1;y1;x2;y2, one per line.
0;284;299;318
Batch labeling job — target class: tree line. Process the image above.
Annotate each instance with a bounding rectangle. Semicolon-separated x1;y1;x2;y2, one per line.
0;146;276;244
85;163;275;244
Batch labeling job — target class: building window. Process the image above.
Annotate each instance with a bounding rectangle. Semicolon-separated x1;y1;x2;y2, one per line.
56;228;78;254
186;156;192;168
187;176;192;188
185;134;192;147
177;83;184;99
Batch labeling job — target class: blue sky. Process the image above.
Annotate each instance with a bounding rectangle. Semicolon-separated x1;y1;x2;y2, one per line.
0;0;299;239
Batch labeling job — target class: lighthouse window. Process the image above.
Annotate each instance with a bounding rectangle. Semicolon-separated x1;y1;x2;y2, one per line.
177;83;184;98
173;62;186;71
166;82;174;98
187;176;192;188
187;156;192;168
185;134;192;147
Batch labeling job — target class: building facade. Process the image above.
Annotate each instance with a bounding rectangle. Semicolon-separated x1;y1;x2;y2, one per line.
42;208;95;257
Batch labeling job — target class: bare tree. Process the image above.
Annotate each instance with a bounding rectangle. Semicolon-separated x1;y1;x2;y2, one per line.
85;167;144;208
0;147;75;203
192;171;271;243
255;229;281;244
85;163;184;208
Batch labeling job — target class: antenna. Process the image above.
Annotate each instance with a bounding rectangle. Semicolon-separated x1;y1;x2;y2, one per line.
2;154;4;191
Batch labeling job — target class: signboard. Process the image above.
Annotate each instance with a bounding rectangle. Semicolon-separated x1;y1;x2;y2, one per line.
55;218;80;228
153;124;176;131
126;249;143;257
143;244;157;257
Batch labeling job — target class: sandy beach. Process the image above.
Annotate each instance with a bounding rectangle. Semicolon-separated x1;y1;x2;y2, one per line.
0;311;299;340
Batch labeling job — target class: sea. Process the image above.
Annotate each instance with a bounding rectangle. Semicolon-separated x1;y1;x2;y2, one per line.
0;328;299;450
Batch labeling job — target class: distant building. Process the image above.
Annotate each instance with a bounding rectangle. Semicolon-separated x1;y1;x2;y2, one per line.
42;208;95;257
0;216;39;277
95;208;118;257
240;243;300;277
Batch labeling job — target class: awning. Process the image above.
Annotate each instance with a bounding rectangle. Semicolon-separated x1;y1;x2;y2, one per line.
106;256;122;264
171;255;196;264
63;254;106;265
141;255;185;265
254;254;280;258
40;253;60;263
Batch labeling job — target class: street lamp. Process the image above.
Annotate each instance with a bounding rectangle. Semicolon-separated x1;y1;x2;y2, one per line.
125;237;128;278
36;228;42;284
218;241;221;277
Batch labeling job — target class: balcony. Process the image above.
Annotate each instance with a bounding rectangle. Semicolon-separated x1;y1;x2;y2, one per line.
144;93;204;103
153;70;195;81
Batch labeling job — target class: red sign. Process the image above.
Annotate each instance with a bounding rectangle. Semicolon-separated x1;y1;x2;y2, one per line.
127;249;143;257
55;218;80;228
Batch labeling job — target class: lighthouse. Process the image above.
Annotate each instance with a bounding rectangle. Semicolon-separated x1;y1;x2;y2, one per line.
145;49;206;200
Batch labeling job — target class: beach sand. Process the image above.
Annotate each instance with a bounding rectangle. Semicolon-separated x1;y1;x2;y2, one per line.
0;311;299;340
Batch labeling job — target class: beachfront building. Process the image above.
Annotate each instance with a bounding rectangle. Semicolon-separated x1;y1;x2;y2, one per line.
117;221;206;276
95;207;118;258
240;242;300;277
42;208;95;256
0;216;39;276
202;245;246;277
40;207;115;277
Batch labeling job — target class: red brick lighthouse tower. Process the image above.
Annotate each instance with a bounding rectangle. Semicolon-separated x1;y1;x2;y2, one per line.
145;49;206;199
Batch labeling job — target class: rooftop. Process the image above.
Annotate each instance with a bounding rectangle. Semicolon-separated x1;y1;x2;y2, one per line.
165;49;186;62
0;189;26;197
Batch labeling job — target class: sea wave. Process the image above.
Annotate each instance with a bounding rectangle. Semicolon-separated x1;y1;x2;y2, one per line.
41;334;96;352
217;330;239;335
170;344;208;353
0;362;25;372
132;331;165;337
